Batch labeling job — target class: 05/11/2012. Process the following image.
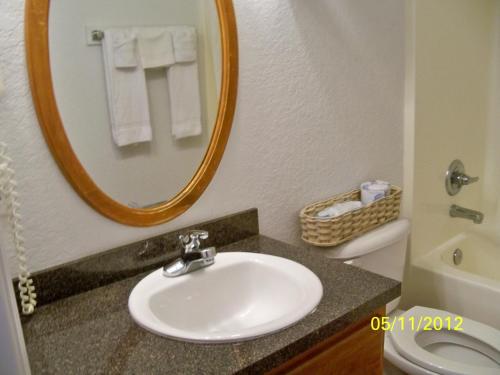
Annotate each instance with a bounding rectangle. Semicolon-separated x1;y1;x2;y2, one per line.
370;315;464;332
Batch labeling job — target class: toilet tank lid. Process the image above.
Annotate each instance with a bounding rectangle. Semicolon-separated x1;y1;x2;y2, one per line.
323;218;411;260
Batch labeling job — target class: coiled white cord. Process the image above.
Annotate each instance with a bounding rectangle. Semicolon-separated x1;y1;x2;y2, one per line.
0;143;36;315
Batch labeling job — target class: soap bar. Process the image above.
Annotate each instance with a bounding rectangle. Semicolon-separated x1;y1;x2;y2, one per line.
316;201;363;219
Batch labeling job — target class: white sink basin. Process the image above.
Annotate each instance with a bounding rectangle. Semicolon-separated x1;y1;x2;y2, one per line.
128;252;323;343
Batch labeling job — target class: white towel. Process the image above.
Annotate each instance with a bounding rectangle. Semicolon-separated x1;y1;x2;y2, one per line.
102;29;152;146
167;27;202;139
167;61;202;139
110;29;138;68
172;27;198;62
136;28;175;69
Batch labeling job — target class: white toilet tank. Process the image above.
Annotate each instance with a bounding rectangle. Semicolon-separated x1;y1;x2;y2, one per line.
311;219;410;313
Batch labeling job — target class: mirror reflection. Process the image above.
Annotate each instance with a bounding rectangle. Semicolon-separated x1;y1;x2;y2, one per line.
49;0;221;207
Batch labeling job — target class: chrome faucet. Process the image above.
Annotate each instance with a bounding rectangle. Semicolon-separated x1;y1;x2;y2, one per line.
163;230;216;277
445;160;479;196
449;204;484;224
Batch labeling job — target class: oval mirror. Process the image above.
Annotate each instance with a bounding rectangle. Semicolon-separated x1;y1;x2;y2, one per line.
25;0;237;226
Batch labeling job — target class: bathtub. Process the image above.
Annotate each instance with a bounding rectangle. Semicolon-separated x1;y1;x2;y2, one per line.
411;232;500;329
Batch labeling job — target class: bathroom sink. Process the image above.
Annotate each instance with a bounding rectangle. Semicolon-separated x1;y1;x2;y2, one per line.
128;252;323;343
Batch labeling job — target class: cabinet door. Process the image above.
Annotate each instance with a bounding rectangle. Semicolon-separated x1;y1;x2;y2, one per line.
269;308;385;375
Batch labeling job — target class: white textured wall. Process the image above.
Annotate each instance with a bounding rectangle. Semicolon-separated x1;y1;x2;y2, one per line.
0;0;404;275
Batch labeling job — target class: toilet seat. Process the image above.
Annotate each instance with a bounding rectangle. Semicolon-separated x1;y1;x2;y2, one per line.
385;332;438;375
389;306;500;375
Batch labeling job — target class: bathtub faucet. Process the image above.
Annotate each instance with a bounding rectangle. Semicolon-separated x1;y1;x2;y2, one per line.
449;204;484;224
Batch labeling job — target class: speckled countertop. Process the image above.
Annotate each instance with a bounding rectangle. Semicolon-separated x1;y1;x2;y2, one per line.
23;235;400;375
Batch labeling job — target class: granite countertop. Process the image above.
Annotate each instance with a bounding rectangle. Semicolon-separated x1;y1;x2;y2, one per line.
23;235;400;375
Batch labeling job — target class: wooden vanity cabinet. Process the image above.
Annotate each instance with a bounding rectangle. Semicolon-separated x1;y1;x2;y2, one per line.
268;308;386;375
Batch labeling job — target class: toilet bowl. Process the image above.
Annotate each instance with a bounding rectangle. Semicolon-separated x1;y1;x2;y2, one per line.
386;306;500;375
309;219;500;374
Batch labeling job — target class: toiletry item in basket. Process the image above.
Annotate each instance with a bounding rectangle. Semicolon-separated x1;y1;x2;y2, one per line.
360;180;390;205
316;201;363;219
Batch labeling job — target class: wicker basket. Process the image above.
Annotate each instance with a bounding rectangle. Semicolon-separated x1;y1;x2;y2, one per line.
300;185;402;247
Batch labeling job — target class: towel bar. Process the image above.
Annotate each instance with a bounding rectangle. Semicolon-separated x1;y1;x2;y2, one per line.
91;30;104;42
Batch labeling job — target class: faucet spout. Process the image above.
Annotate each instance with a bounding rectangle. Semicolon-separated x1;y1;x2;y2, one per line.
163;230;216;277
449;204;484;224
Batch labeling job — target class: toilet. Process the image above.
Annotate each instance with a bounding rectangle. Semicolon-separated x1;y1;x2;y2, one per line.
386;306;500;375
311;219;500;375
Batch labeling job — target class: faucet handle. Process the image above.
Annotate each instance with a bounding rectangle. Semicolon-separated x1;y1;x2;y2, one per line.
456;173;479;186
178;230;209;253
445;160;480;196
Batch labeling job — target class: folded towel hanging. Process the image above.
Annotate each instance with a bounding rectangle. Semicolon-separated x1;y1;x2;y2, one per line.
136;28;175;69
167;26;202;139
102;29;152;147
172;27;198;63
110;29;138;68
167;61;202;139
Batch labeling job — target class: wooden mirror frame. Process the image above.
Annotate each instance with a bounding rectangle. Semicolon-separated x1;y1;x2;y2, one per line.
25;0;238;226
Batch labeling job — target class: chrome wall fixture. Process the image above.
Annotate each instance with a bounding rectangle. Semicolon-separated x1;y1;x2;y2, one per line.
445;159;479;196
449;204;484;224
453;248;463;266
91;30;104;42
